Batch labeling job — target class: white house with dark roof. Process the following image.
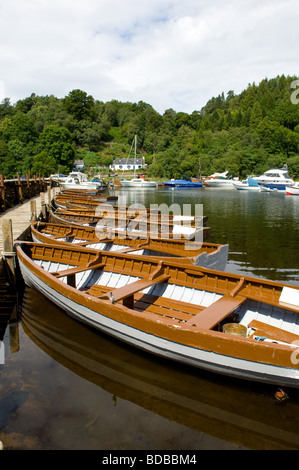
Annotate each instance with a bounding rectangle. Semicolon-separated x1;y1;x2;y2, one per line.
111;157;146;171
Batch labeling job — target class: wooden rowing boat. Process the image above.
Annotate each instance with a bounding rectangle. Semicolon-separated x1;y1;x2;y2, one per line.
15;241;299;387
53;194;118;210
31;221;228;270
65;200;118;211
21;287;299;449
49;208;210;240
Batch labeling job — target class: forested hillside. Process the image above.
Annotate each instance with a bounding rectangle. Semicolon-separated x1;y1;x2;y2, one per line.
0;75;299;179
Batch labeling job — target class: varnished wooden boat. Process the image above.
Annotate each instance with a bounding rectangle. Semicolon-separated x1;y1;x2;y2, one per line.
15;241;299;387
21;287;299;449
49;208;210;240
65;200;118;211
31;221;228;270
53;194;118;210
56;205;207;225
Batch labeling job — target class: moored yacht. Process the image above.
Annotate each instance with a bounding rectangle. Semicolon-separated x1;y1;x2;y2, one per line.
204;171;236;188
254;168;294;191
61;172;105;191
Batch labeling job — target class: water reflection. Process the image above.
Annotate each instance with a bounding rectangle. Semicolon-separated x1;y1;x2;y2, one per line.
1;287;297;450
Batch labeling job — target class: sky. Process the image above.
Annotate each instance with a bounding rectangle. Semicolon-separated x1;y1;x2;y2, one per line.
0;0;298;115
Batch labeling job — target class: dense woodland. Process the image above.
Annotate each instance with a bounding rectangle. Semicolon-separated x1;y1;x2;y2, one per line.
1;74;299;180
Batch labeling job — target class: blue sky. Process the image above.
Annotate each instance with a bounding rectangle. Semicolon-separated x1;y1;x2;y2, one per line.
0;0;298;114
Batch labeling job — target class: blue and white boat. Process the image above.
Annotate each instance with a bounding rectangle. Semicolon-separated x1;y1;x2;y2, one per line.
254;168;294;191
233;177;260;191
164;178;203;188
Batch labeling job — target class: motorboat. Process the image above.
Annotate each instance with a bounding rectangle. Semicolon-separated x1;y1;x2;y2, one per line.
61;172;106;191
254;168;294;191
15;241;299;388
121;178;157;188
204;172;236;188
49;174;67;182
164;178;203;188
286;182;299;196
232;178;260;191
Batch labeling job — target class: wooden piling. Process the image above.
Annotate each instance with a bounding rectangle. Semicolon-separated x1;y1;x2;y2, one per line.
30;199;37;221
41;193;46;219
1;219;15;285
0;175;5;212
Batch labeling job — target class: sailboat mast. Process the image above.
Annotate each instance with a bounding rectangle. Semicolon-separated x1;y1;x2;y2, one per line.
134;134;137;178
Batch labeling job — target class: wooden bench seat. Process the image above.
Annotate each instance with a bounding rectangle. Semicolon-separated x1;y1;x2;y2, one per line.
51;261;105;287
248;319;299;344
85;284;203;322
99;274;171;308
134;293;202;322
85;283;246;328
184;295;246;330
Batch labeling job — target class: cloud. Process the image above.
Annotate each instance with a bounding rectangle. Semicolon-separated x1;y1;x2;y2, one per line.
0;0;298;114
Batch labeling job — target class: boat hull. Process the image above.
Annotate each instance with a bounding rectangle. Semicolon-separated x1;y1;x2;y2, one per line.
258;183;287;191
233;179;260;191
121;181;157;188
164;181;203;188
286;185;299;196
204;181;235;188
61;182;101;191
15;243;299;388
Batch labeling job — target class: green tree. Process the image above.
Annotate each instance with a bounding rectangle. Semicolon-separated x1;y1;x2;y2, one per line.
31;150;57;176
63;89;95;121
287;155;299;178
38;125;75;169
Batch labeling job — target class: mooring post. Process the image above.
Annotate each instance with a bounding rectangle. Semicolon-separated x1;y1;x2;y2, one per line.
41;192;46;219
30;199;37;221
47;186;52;211
0;174;5;212
17;174;23;204
2;219;15;284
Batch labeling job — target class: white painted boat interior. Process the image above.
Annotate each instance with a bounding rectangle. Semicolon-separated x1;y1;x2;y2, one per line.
34;259;299;335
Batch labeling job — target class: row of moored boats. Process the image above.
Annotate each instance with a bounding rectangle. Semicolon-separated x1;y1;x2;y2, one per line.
14;187;299;389
51;168;299;194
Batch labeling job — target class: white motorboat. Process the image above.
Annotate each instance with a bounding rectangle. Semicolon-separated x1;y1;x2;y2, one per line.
61;172;105;191
233;178;260;191
286;182;299;196
121;178;157;188
254;168;294;191
50;174;67;183
204;172;236;188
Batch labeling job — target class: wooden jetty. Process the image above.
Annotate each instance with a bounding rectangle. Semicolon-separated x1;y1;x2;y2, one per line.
0;186;60;350
0;187;60;259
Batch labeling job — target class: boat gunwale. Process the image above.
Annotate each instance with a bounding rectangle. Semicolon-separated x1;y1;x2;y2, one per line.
31;221;226;259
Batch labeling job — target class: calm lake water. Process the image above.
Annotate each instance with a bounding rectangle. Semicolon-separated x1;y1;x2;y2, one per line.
1;186;299;450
